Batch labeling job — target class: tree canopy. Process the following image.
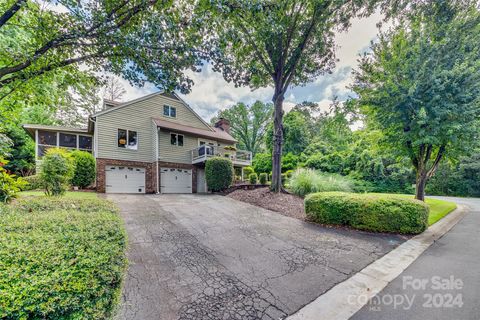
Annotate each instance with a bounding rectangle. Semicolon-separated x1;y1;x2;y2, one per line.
0;0;206;97
352;0;480;200
197;0;385;191
212;101;272;155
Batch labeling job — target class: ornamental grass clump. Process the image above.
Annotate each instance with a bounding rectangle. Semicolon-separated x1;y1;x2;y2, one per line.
288;168;353;197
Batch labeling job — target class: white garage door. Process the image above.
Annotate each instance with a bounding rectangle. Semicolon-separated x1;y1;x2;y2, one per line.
160;168;192;194
105;166;146;193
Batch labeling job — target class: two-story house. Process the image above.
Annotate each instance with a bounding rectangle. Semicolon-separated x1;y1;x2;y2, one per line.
23;92;252;194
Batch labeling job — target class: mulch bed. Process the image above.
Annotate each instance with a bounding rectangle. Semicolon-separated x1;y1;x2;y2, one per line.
227;187;306;220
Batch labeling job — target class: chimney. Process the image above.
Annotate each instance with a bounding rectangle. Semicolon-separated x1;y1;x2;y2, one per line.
214;118;230;134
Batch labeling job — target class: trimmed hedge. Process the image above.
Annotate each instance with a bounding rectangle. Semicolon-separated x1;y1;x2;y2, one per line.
305;192;429;234
0;197;127;319
259;173;268;184
205;157;233;191
243;166;255;178
249;173;258;184
71;150;96;188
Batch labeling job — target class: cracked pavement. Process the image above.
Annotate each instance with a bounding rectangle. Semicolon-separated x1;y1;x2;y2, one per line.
109;194;404;320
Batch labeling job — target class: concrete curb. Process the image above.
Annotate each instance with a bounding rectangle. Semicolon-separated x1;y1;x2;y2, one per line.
286;204;468;320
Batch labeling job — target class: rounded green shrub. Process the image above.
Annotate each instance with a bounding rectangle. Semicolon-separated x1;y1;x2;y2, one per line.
259;173;268;184
304;192;429;234
205;157;233;191
22;174;44;191
71;150;96;188
252;153;272;174
281;152;298;172
39;148;74;196
249;173;258;184
243;166;255;178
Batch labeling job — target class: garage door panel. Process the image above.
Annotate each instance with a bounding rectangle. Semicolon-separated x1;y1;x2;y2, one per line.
160;168;192;194
106;166;146;193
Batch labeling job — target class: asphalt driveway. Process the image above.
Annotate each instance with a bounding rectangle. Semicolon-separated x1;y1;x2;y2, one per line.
109;194;404;320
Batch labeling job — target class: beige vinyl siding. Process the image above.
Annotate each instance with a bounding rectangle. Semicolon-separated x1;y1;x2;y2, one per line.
96;93;210;162
158;129;197;164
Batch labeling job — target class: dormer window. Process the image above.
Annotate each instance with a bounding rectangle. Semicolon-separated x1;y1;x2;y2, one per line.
163;105;176;118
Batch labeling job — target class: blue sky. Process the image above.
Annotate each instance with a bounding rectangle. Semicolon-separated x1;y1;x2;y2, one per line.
116;11;385;121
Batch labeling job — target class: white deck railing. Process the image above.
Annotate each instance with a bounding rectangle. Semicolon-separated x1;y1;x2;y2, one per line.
191;146;252;166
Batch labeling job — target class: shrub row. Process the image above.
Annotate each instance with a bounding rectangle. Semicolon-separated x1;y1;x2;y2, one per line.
0;197;127;319
305;192;429;234
37;148;96;196
249;172;258;184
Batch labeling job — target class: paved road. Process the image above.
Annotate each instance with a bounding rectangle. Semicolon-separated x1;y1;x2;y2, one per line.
109;194;404;320
351;197;480;320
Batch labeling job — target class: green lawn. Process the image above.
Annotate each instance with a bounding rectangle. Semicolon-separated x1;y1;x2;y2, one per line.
424;198;458;225
369;193;457;226
19;190;98;199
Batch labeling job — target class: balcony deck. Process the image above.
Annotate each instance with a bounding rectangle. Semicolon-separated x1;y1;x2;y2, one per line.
191;146;252;166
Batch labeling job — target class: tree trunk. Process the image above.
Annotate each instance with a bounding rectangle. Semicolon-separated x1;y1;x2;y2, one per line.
270;92;284;192
415;171;428;201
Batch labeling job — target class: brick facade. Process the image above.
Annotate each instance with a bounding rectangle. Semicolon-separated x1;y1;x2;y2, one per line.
96;158;198;194
96;158;157;193
157;161;198;194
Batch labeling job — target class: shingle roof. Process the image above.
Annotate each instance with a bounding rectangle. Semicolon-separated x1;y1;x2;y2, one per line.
152;118;237;144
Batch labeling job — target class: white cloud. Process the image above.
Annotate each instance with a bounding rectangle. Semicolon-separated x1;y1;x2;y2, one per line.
179;66;273;120
117;11;385;121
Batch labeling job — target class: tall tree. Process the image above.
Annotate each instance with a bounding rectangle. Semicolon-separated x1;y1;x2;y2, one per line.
199;0;380;191
0;0;206;97
266;109;311;155
352;1;480;200
103;77;127;102
212;101;272;154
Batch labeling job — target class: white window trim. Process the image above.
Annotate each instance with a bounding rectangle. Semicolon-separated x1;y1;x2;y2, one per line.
117;129;138;151
170;132;184;147
163;105;177;118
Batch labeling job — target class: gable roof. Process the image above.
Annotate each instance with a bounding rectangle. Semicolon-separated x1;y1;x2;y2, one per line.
152;118;237;144
91;91;213;131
